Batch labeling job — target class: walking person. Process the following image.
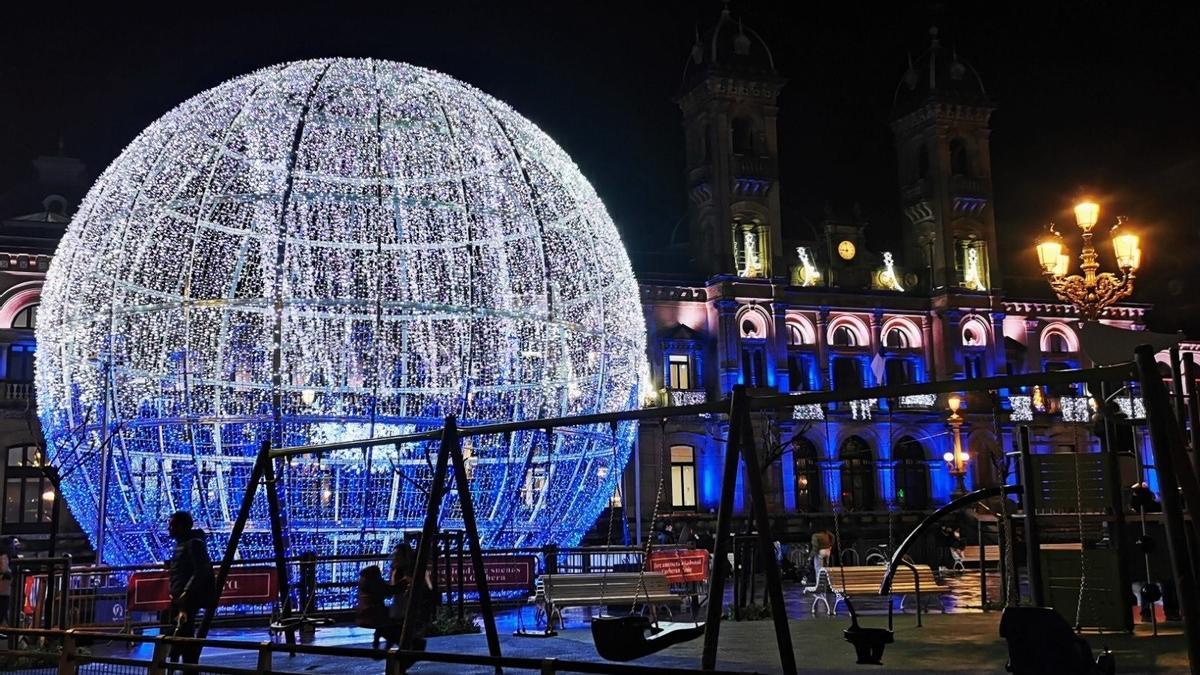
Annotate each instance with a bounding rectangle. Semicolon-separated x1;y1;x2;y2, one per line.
166;511;215;667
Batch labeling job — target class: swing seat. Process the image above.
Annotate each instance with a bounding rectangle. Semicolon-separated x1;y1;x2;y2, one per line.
591;615;705;662
999;607;1112;674
842;623;893;665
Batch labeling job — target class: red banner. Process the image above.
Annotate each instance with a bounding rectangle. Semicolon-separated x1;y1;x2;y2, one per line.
127;568;278;612
648;549;709;584
438;555;536;592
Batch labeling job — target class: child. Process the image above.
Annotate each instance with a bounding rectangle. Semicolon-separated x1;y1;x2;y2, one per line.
355;565;399;649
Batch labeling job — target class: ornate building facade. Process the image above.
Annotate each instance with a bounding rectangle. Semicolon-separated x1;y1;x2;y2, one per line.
621;10;1164;536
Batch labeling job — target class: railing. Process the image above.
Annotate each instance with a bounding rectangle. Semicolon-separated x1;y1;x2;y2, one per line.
0;626;755;675
10;545;648;631
731;154;776;179
0;381;32;401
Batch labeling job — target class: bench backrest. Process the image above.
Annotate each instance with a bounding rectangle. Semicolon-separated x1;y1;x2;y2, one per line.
825;565;943;594
542;573;671;601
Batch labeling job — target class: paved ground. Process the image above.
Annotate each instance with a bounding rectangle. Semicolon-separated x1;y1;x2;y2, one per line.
64;571;1189;673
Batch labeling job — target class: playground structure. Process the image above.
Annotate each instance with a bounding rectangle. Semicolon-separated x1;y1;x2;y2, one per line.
3;344;1196;673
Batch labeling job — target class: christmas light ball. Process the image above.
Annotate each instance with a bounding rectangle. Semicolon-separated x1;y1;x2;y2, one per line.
36;59;646;565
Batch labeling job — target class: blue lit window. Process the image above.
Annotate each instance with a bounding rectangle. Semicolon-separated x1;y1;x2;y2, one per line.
893;436;928;510
839;436;875;511
792;438;821;512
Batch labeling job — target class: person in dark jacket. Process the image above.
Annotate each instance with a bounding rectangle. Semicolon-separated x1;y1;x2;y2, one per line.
356;565;399;648
167;511;214;665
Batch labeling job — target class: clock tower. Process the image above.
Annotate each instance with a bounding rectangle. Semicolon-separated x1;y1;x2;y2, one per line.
891;28;999;295
679;5;786;278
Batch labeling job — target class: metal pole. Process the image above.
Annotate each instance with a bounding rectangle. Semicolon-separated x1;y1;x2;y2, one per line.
445;416;502;671
633;433;643;547
1134;345;1199;670
95;360;111;564
198;445;266;640
1017;426;1045;607
401;418;452;655
739;403;798;675
1184;353;1200;455
261;445;295;647
1098;381;1134;631
1170;347;1189;445
702;386;749;672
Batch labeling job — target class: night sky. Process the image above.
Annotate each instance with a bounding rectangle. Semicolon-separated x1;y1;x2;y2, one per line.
2;2;1197;330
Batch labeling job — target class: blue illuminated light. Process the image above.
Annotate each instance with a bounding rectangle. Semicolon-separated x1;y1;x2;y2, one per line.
36;59;647;565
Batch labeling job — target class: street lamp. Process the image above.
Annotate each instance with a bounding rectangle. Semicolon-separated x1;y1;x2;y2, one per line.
1035;200;1141;321
944;394;970;498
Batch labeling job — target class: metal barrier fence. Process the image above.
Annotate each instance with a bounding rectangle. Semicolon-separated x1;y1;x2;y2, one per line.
9;545;646;631
0;627;757;675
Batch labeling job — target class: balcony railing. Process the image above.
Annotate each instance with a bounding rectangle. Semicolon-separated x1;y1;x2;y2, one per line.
1;381;33;402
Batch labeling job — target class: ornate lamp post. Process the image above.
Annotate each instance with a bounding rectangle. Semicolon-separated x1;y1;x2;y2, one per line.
944;394;970;498
1035;200;1141;321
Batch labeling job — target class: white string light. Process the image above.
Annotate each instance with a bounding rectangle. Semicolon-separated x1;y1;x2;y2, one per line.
36;58;646;564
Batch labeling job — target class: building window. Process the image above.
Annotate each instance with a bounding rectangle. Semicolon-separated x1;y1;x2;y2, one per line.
832;357;862;390
884;327;909;349
885;358;915;386
964;353;985;380
956;240;989;291
670;445;697;509
668;354;692;390
787;352;812;392
793;438;821;512
893;436;929;510
839;436;875;511
832;326;858;347
741;346;766;387
6;344;35;382
787;324;809;346
4;445;51;527
1046;332;1069;354
11;304;38;330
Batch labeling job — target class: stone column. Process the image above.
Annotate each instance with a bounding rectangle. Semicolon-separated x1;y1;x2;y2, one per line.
868;310;883;385
989;311;1007;377
715;299;740;395
1024;319;1041;375
772;302;790;392
942;309;963;380
815;307;830;390
921;314;935;381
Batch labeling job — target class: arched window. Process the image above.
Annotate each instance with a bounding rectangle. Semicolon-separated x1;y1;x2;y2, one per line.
732;117;754;155
11;304;37;330
1047;332;1069;353
839;436;875;511
793;437;821;512
832;325;858;347
788;324;808;346
962;326;982;347
884;327;909;349
741;319;760;338
949;138;968;177
893;436;929;510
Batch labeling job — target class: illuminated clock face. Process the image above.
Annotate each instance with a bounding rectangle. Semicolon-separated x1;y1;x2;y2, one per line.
838;240;857;260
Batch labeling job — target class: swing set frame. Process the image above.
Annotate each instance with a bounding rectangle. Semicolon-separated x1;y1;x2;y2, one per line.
192;349;1198;674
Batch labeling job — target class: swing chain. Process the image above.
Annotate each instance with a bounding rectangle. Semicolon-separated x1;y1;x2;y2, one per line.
633;419;670;615
1071;427;1088;629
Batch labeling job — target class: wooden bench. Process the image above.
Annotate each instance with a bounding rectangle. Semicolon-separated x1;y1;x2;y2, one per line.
527;572;682;629
808;565;946;616
956;544;1002;570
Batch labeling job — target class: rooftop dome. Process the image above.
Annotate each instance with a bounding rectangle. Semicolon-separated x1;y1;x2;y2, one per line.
37;58;646;564
893;26;989;117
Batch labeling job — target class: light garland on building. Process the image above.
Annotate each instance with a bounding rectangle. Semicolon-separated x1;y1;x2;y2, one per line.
897;393;936;408
963;247;987;291
850;399;876;420
1116;396;1146;420
35;59;647;565
794;246;820;287
792;403;824;421
1060;396;1092;423
1009;395;1033;422
877;251;904;291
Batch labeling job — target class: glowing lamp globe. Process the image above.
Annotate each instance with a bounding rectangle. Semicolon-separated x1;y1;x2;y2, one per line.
36;59;646;565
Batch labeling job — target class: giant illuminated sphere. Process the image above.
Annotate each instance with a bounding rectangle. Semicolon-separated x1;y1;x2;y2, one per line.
36;59;646;565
